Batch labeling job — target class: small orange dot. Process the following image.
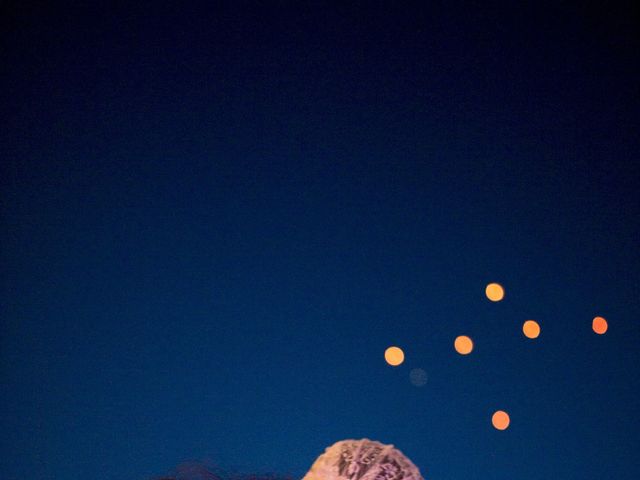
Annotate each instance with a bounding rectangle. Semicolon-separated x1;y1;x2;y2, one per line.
523;320;540;339
384;346;405;366
492;410;510;430
592;316;608;335
485;283;505;302
454;335;474;355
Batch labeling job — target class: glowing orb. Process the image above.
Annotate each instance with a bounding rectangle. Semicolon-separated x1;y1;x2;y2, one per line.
485;283;505;302
522;320;540;339
592;316;608;335
454;335;474;355
384;346;405;366
492;410;510;430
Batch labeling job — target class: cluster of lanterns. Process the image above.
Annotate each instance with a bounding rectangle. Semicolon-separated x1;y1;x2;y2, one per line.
384;282;609;430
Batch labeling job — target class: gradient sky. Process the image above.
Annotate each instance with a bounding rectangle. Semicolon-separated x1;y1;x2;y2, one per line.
1;2;639;479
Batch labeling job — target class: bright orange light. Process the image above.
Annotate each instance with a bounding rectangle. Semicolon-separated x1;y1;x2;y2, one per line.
485;283;505;302
492;410;510;430
592;316;608;335
384;346;405;366
454;335;474;355
523;320;540;339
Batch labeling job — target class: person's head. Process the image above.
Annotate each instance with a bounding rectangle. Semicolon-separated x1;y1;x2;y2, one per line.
157;439;422;480
303;439;423;480
156;463;294;480
155;462;219;480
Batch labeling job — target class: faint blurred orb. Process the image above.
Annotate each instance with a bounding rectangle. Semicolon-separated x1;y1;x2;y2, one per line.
492;410;510;430
522;320;541;339
454;335;474;355
485;283;505;302
384;346;405;366
592;316;608;334
409;368;428;387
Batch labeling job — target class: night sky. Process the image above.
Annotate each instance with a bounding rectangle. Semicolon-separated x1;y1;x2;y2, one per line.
1;2;639;479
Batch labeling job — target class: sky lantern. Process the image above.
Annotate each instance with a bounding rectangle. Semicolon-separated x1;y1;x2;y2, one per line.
522;320;541;339
592;316;608;334
454;335;474;355
384;346;405;366
492;410;510;430
485;283;505;302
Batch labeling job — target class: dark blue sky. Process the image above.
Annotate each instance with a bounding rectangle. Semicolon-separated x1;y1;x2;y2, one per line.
1;2;639;479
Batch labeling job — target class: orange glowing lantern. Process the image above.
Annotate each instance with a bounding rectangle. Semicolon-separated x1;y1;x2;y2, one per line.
492;410;510;430
454;335;474;355
592;316;608;334
522;320;540;339
485;283;505;302
384;346;405;366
